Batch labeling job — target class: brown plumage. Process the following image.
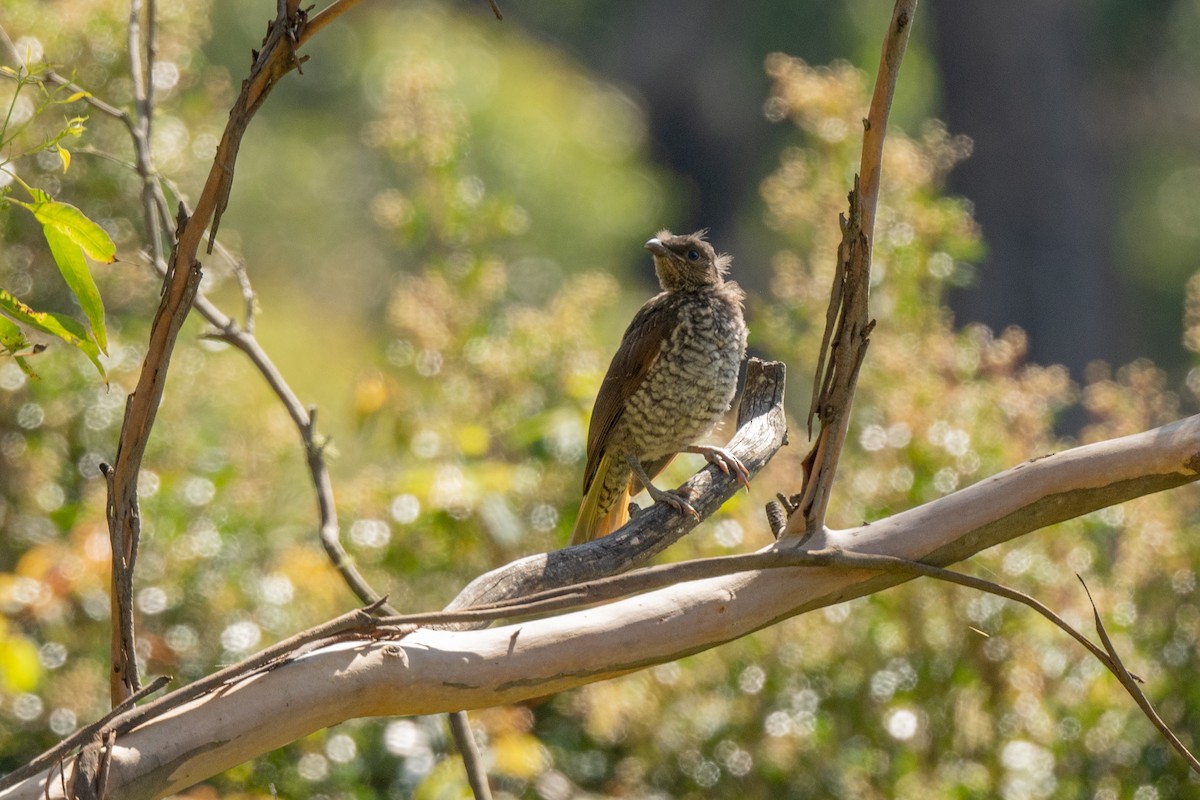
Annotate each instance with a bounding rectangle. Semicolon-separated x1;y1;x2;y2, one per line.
569;229;749;546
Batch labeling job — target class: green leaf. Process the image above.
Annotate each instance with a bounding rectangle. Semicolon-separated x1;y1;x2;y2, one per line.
43;223;106;353
13;355;37;378
31;200;117;263
0;317;38;379
0;315;29;350
0;289;105;379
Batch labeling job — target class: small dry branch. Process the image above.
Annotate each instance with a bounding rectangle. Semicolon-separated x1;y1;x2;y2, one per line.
784;0;918;538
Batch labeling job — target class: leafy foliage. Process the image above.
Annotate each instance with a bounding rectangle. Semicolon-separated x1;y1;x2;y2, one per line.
0;60;114;378
1;4;1200;800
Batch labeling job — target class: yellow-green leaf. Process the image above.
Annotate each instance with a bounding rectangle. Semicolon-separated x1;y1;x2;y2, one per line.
0;289;105;380
56;145;70;173
29;200;117;263
0;316;29;351
13;355;37;378
65;91;90;103
44;223;106;353
0;318;39;379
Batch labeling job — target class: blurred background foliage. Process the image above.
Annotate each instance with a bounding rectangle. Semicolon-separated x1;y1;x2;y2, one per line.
2;1;1200;798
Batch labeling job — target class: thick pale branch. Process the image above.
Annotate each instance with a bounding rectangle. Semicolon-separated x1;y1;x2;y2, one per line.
7;415;1199;799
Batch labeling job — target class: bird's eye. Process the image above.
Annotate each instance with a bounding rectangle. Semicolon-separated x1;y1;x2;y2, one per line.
686;249;700;261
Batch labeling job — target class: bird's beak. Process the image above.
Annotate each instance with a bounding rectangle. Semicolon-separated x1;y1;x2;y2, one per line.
645;238;669;256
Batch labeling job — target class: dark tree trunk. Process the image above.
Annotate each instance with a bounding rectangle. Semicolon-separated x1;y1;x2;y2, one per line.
932;0;1139;375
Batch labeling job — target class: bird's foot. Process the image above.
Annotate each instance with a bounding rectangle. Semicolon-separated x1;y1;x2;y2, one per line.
624;453;701;521
687;445;751;490
643;482;701;521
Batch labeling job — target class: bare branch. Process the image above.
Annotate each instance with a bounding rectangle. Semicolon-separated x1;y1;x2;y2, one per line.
0;25;131;128
101;0;347;704
787;0;918;538
449;712;493;800
102;0;163;709
297;0;370;47
859;0;917;235
128;0;163;272
793;185;872;534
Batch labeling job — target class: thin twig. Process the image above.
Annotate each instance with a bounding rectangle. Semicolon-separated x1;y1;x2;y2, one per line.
0;24;132;131
346;548;1092;651
858;0;917;236
154;173;255;329
92;730;115;800
297;0;369;47
101;0;334;707
79;601;390;749
128;0;163;274
449;712;493;800
0;676;170;792
1079;577;1200;774
103;0;159;709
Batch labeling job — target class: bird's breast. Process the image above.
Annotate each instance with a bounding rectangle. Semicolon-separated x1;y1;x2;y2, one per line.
620;291;746;459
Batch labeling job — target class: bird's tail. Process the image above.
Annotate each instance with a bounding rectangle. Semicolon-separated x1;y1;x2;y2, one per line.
568;455;629;547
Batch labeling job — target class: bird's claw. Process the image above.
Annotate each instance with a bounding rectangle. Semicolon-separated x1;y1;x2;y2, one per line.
688;445;751;491
642;482;701;520
624;453;702;521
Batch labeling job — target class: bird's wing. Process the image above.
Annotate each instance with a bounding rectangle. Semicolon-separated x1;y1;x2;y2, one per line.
581;294;676;493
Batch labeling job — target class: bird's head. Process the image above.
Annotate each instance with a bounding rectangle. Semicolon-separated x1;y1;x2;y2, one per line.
645;229;731;291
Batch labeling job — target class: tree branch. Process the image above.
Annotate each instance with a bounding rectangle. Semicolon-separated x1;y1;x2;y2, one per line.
789;0;917;537
102;0;356;704
0;25;131;128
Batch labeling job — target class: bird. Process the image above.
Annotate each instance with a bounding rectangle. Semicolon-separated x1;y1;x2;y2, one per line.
569;229;749;546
